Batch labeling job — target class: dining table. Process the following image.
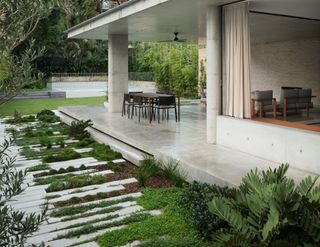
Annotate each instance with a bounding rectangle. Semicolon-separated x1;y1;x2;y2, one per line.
129;92;180;123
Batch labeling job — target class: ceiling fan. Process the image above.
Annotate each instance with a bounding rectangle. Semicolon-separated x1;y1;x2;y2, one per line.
160;32;187;43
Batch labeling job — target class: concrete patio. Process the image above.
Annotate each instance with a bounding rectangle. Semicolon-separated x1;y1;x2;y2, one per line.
58;105;317;187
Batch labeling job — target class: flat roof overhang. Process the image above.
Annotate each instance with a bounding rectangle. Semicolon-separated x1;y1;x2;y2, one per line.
68;0;320;44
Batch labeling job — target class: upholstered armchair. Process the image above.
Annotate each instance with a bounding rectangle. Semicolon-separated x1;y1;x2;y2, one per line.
251;90;277;118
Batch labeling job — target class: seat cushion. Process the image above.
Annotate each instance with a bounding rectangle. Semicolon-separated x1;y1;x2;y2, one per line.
277;103;297;110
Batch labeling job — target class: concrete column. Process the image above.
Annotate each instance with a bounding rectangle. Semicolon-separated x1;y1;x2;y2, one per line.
106;34;128;113
206;6;221;144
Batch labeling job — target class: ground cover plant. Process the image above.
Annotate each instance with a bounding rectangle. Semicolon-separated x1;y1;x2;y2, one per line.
89;143;122;161
45;174;107;193
96;187;211;247
50;197;136;218
42;149;81;163
4;110;36;124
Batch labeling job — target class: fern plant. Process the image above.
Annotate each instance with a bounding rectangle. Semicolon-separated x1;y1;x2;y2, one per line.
208;164;320;247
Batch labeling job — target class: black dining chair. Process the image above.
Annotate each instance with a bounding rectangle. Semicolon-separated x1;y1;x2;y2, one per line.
153;95;177;123
122;93;133;118
131;95;148;122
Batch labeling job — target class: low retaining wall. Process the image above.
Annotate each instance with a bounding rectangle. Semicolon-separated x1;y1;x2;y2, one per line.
217;116;320;175
52;75;108;82
1;91;66;100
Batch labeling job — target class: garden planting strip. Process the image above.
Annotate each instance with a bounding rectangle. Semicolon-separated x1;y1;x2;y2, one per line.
47;157;98;168
61;201;138;220
48;192;143;211
49;160;109;170
48;184;126;204
47;177;138;203
73;147;94;153
33;169;98;179
35;205;144;237
46;226;126;247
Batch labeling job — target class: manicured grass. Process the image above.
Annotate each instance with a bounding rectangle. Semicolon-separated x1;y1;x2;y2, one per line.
97;188;211;247
0;97;105;116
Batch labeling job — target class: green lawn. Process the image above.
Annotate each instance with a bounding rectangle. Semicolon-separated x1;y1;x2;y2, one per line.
0;97;105;116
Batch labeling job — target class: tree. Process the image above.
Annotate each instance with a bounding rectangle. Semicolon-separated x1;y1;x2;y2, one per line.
0;0;54;105
0;139;47;246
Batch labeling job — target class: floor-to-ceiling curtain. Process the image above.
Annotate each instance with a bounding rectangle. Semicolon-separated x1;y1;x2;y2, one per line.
224;2;251;119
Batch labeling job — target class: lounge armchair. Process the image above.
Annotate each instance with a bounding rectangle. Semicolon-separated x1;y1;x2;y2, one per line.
251;90;277;118
277;88;313;120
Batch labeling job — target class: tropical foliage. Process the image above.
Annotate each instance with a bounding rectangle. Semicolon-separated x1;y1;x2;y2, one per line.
207;164;320;246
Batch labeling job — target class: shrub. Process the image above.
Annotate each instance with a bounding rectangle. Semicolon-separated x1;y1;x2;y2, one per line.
137;157;186;187
74;138;95;148
38;114;60;123
68;120;93;140
181;182;231;239
208;164;320;246
39;136;50;147
42;149;81;163
5;111;36;124
36;109;55;118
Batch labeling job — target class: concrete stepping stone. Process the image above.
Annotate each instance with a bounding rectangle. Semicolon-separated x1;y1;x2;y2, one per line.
47;178;137;202
76;242;99;247
48;184;125;204
33;169;113;181
48;192;143;211
44;210;161;246
73;147;93;153
46;226;125;247
112;159;126;164
62;201;138;221
65;139;80;144
34;169;98;180
36;205;143;236
15;159;42;167
47;157;97;168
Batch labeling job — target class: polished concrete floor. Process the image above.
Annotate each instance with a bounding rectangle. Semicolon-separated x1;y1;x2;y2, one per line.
59;104;317;186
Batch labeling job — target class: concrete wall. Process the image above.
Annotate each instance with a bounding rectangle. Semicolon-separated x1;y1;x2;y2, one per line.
251;38;320;106
52;76;108;82
217;116;320;175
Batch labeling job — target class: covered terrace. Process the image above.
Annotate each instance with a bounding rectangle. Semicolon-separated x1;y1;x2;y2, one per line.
64;0;320;183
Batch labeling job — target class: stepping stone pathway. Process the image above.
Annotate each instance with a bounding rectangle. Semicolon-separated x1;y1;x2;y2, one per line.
1;120;161;247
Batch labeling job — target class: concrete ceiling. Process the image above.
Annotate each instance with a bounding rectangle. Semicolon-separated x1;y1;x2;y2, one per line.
68;0;320;44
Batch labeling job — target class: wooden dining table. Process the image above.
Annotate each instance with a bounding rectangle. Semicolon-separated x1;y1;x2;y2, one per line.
130;92;180;123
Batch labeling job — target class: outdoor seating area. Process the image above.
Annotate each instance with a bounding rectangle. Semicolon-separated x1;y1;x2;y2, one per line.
251;87;316;121
122;92;180;123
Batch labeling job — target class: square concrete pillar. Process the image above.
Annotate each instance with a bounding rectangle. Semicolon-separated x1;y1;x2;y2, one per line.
206;6;222;144
106;34;128;113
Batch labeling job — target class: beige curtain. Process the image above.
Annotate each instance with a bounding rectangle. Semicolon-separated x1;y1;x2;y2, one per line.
224;2;251;119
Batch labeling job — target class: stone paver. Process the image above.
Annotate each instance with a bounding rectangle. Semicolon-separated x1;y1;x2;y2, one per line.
48;184;125;204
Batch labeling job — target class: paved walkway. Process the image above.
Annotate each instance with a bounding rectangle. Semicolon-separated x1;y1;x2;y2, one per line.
58;105;318;187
